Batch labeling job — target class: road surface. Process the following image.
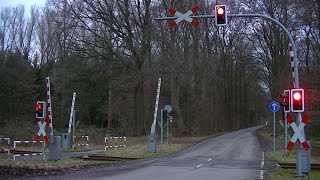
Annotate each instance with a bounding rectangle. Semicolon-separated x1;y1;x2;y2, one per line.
32;126;265;180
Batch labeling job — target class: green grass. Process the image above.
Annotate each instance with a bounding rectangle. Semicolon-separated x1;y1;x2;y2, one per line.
267;149;320;164
270;168;320;180
0;136;208;169
101;136;208;158
267;149;320;179
0;157;110;169
257;126;320;180
266;149;296;164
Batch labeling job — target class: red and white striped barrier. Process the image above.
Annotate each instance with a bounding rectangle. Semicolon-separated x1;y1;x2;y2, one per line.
0;137;10;154
73;135;89;150
289;43;295;86
46;77;54;136
286;114;310;151
13;140;45;161
104;136;127;151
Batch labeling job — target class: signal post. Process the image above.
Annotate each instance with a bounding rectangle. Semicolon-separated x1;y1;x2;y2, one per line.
155;4;309;177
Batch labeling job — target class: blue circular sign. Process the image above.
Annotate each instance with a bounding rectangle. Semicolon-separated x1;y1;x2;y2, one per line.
269;101;280;112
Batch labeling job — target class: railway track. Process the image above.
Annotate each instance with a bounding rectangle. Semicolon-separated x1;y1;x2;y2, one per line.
12;150;42;154
0;150;42;154
76;155;140;162
278;162;320;170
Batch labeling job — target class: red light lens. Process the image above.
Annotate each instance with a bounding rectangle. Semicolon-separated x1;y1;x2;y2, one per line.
36;104;42;110
293;92;301;100
217;7;224;15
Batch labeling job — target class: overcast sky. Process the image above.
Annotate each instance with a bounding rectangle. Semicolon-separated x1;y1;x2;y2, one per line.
0;0;46;12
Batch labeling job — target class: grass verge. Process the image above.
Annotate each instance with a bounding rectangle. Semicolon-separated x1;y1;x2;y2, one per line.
0;135;208;177
101;136;208;158
257;127;320;180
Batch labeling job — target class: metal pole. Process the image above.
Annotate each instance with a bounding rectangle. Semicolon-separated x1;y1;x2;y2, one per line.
154;13;299;87
285;112;288;154
161;109;163;148
273;112;276;152
42;141;46;160
167;117;169;145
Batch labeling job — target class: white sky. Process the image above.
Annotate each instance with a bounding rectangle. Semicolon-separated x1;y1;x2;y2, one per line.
0;0;46;12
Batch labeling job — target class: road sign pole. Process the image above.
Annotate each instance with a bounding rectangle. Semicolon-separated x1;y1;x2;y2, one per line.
268;101;280;152
273;112;276;152
167;118;169;145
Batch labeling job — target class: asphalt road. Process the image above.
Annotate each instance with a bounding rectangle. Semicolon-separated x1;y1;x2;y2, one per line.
32;126;264;180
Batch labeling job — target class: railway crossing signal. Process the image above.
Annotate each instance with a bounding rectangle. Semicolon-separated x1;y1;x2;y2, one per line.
154;5;309;176
35;101;46;119
167;6;200;28
215;5;227;25
280;90;290;112
286;114;310;151
291;89;304;112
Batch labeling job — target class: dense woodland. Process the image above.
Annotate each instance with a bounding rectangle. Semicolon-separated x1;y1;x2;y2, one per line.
0;0;319;137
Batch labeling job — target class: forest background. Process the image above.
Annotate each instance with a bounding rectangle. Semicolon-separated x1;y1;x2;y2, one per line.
0;0;319;138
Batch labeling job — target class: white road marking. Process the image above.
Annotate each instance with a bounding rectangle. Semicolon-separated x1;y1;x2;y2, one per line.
259;170;264;179
207;158;212;162
261;152;265;169
196;163;203;168
258;152;265;179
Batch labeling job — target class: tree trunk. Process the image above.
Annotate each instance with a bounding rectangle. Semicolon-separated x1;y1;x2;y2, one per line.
171;77;184;136
134;73;145;136
107;67;112;129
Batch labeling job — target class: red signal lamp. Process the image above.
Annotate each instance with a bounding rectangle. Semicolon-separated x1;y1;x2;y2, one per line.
35;101;46;119
36;104;42;110
290;89;304;112
217;7;224;15
293;92;301;100
215;5;227;26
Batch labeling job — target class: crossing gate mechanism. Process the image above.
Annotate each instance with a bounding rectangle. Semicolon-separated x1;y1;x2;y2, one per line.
105;136;126;151
286;114;310;151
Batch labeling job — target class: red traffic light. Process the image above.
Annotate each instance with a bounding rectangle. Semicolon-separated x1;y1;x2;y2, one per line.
217;7;224;15
280;90;290;112
36;104;42;110
291;89;304;112
293;92;301;100
35;101;46;119
215;5;227;26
